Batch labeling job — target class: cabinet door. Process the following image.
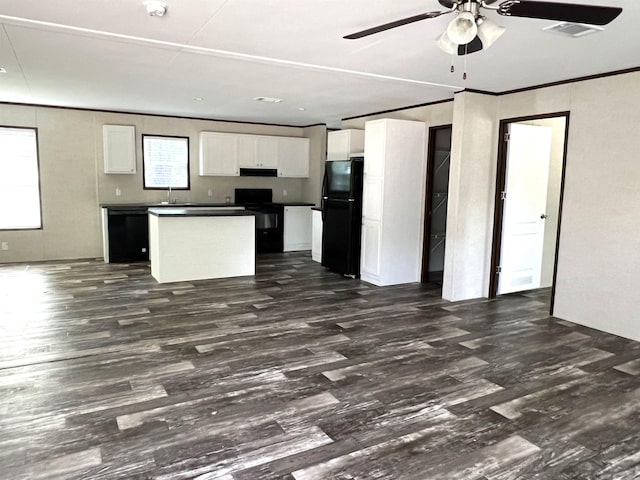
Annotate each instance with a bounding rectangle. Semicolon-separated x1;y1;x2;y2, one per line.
361;219;381;277
199;132;239;176
283;206;312;251
103;125;136;174
362;177;384;222
327;129;364;161
257;136;279;168
237;135;258;168
363;122;385;177
278;137;310;178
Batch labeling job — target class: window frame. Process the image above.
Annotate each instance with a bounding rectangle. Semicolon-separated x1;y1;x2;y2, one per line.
0;125;43;231
141;134;191;191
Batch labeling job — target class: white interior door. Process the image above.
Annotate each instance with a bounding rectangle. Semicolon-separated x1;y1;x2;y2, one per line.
498;123;552;294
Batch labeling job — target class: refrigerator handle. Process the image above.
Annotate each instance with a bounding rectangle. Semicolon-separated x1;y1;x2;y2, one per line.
322;169;328;198
321;170;328;222
321;196;328;222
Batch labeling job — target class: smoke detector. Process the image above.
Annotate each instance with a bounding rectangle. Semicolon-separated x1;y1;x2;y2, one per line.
144;1;167;17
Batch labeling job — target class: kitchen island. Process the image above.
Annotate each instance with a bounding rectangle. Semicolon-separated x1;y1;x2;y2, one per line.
148;208;256;283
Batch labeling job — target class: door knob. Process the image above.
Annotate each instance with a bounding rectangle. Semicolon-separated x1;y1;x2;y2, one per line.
540;214;548;219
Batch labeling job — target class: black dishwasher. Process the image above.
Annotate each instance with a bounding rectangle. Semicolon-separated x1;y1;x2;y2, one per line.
107;209;149;262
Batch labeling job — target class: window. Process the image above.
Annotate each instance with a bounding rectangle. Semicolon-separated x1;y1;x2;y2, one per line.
0;127;42;230
142;135;190;189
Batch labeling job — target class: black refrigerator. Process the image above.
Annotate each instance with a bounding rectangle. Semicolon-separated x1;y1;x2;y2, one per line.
321;157;364;277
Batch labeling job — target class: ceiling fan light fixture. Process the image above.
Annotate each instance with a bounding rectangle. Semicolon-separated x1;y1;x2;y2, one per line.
436;31;458;55
446;11;478;44
476;16;505;49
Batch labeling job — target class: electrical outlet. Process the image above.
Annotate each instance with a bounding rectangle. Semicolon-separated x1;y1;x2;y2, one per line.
283;189;288;196
115;188;122;196
207;189;213;197
1;242;8;251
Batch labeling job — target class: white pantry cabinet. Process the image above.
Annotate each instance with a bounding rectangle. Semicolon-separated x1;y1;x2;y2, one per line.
199;132;239;176
103;125;136;174
278;137;310;178
284;206;312;252
327;129;364;161
360;118;426;286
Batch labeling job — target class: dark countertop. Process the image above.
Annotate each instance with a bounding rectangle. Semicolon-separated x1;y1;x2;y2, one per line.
101;202;315;209
101;202;240;209
148;208;255;218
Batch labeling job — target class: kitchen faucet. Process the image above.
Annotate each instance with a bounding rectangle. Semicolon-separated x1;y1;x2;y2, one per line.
167;186;175;204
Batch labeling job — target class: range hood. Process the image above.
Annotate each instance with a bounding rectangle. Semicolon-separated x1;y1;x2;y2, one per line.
239;168;278;177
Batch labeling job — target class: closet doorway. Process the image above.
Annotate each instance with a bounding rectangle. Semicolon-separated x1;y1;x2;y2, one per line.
422;125;452;285
489;113;569;313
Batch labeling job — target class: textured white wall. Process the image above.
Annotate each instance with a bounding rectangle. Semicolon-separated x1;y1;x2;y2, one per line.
551;74;640;341
442;92;499;301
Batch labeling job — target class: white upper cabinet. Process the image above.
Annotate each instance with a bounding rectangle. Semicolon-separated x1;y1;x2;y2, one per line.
327;129;364;161
199;131;310;177
103;125;136;174
278;137;310;178
199;132;239;176
237;134;278;168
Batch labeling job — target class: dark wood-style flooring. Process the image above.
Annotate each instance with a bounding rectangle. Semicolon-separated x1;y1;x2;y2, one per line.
1;253;640;479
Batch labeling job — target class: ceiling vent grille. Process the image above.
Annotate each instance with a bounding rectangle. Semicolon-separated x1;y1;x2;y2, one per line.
542;22;604;38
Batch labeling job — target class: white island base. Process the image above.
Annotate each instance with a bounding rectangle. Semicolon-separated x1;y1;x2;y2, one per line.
148;208;255;283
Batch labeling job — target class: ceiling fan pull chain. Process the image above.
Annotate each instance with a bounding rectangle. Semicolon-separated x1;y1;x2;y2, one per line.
450;53;455;73
463;44;468;80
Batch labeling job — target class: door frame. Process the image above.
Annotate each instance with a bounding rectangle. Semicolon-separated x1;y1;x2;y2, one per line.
489;112;570;314
421;124;452;283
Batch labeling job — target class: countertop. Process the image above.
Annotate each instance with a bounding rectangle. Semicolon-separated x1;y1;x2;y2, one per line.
101;202;316;209
101;202;240;209
148;208;256;217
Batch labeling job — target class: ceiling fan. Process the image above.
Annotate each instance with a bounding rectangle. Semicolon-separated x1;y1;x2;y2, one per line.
344;1;623;55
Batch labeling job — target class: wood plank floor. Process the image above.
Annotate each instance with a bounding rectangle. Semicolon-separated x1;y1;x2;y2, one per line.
1;253;640;479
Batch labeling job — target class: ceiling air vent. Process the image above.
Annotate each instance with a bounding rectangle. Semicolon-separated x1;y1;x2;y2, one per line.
542;22;604;38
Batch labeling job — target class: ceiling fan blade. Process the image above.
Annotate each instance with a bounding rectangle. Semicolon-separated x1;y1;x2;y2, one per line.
344;11;447;39
458;36;484;55
497;1;622;26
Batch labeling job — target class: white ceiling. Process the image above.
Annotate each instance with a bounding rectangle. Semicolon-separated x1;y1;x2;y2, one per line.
0;0;637;128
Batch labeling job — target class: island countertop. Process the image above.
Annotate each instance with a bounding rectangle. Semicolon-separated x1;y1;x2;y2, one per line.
148;207;252;217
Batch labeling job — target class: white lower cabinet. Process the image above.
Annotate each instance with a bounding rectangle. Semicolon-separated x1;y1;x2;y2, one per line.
284;206;312;252
311;209;322;262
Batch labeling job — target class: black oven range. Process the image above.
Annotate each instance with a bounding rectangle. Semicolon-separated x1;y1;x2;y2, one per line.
234;188;284;253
